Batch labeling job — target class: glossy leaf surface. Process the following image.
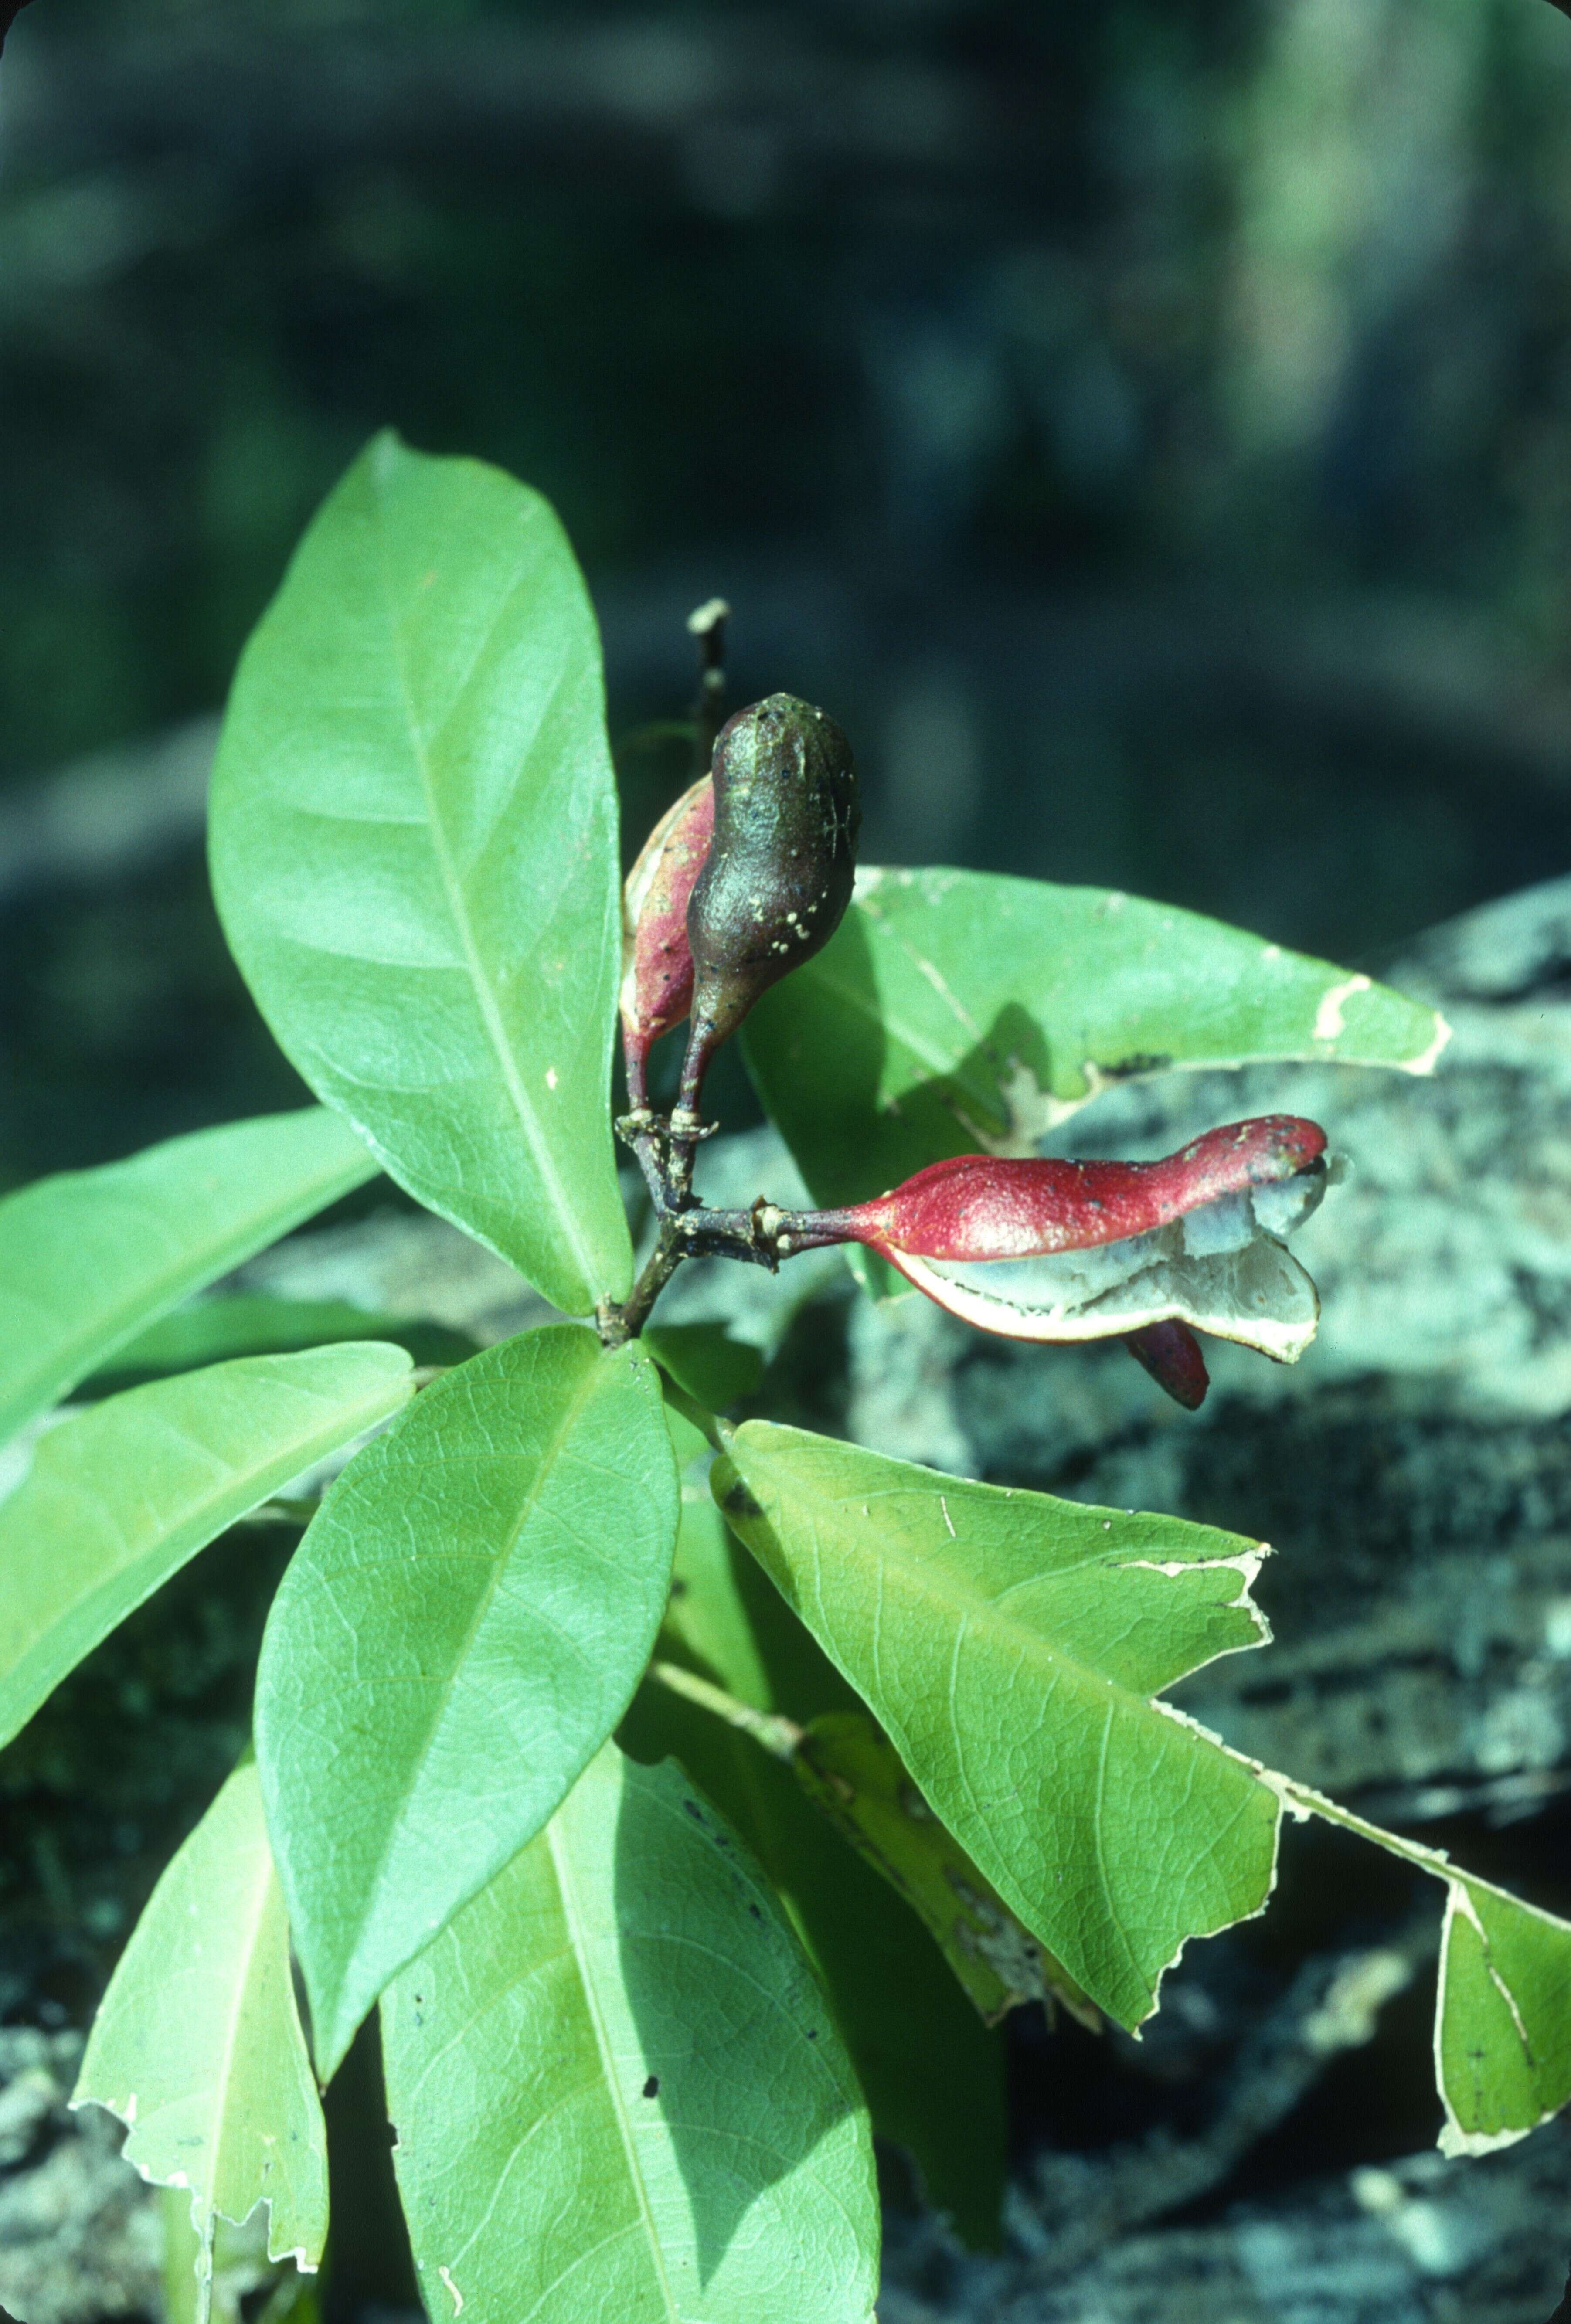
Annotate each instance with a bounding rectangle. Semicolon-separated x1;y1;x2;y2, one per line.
714;1421;1571;2153
257;1326;679;2076
1271;1777;1571;2156
382;1743;879;2324
714;1423;1280;2032
660;1498;1082;2031
75;1760;329;2314
626;1675;1007;2251
628;1492;1008;2245
210;432;631;1315
95;1293;478;1384
743;867;1447;1240
1437;1876;1571;2153
0;1343;414;1750
0;1108;378;1448
794;1710;1099;2030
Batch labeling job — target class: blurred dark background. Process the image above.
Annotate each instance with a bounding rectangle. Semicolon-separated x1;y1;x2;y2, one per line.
7;0;1571;1186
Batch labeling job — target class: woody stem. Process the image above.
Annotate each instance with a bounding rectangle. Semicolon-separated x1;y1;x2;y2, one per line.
599;1123;860;1347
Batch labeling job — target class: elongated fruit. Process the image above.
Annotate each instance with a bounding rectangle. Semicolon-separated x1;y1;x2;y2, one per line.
619;775;714;1109
780;1116;1330;1393
677;693;860;1116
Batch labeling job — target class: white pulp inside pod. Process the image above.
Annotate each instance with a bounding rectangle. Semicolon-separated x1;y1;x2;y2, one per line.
892;1164;1330;1357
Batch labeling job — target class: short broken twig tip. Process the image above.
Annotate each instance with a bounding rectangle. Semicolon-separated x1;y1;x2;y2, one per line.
686;596;731;637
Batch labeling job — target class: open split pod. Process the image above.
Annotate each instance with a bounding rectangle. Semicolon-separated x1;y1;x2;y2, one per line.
783;1116;1333;1410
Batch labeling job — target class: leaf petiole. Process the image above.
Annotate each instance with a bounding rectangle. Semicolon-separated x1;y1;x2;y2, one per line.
645;1658;803;1761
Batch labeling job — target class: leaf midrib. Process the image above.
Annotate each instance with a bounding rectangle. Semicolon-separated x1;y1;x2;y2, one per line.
204;1796;292;2243
774;1467;1157;1738
738;1445;1264;1991
784;1469;1244;1712
376;513;604;1304
547;1799;683;2324
119;1776;309;2280
329;1346;623;2042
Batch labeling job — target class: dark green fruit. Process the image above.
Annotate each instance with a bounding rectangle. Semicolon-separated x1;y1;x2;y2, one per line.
677;693;860;1114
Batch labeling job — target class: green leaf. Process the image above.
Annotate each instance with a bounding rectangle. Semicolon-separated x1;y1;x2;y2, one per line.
94;1293;479;1385
663;1391;719;1475
742;869;1449;1247
626;1495;1008;2247
703;1407;1571;2156
161;2191;294;2324
1264;1774;1571;2155
713;1423;1281;2033
625;1678;1007;2250
381;1743;879;2324
1436;1877;1571;2153
665;1488;860;1730
711;1425;1571;2154
209;432;632;1317
0;1108;378;1448
257;1325;679;2077
0;1343;414;1751
74;1758;329;2319
794;1710;1100;2032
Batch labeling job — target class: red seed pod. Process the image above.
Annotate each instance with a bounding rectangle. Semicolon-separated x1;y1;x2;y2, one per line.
837;1117;1327;1262
789;1117;1330;1369
619;775;715;1110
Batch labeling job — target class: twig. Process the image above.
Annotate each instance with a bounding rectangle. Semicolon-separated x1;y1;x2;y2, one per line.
687;597;731;785
601;1217;686;1345
616;1115;673;1210
598;1157;808;1346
